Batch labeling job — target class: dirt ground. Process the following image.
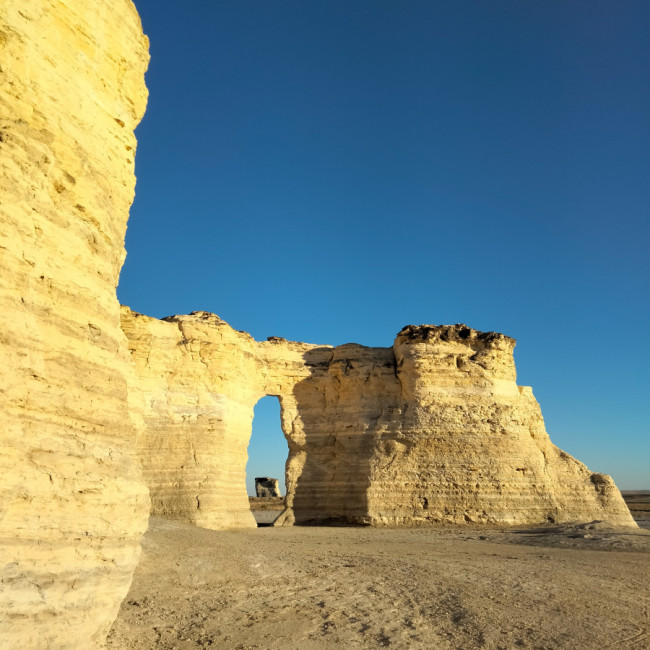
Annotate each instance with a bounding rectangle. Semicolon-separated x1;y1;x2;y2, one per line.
107;510;650;650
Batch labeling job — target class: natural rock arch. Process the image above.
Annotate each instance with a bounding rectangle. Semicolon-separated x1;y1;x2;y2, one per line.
120;308;635;529
247;395;288;497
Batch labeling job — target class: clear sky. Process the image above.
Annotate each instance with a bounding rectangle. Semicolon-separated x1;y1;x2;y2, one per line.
120;1;649;494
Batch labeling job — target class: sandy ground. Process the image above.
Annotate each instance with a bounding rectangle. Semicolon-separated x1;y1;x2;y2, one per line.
107;512;650;650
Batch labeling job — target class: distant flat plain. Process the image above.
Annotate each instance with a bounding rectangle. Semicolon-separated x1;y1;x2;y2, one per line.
622;491;650;531
108;493;650;649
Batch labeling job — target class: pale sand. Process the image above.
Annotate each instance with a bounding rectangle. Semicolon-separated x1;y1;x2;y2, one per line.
107;516;649;649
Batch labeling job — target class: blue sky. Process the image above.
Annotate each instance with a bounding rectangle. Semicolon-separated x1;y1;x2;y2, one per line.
120;1;649;493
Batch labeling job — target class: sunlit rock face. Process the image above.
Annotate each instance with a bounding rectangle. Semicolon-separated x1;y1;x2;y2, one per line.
0;1;150;647
121;309;636;530
373;325;634;526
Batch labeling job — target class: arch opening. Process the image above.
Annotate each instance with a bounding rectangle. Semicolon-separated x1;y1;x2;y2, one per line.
246;395;289;527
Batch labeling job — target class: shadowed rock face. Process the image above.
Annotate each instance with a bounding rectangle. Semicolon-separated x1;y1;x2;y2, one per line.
256;477;281;498
0;1;150;647
121;309;636;530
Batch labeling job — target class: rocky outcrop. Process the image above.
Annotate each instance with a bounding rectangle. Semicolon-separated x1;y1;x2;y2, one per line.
372;324;632;525
256;478;281;498
121;309;636;530
0;1;150;647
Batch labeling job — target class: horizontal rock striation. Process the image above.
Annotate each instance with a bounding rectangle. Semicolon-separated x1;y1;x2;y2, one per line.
373;324;632;525
121;310;635;530
0;1;150;647
120;310;262;529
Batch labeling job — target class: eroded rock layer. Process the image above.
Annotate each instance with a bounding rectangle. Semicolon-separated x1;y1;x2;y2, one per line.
0;2;150;646
121;309;635;530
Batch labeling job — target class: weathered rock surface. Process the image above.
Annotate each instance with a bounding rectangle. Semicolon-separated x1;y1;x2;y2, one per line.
121;309;636;530
0;1;150;647
256;477;281;498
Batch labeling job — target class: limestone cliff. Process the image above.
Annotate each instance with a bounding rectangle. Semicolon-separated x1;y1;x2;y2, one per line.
120;310;262;529
376;324;632;525
121;309;635;530
0;1;150;647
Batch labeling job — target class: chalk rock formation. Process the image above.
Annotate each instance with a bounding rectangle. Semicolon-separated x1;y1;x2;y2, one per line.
121;309;636;530
0;1;150;647
256;477;281;498
372;325;632;525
